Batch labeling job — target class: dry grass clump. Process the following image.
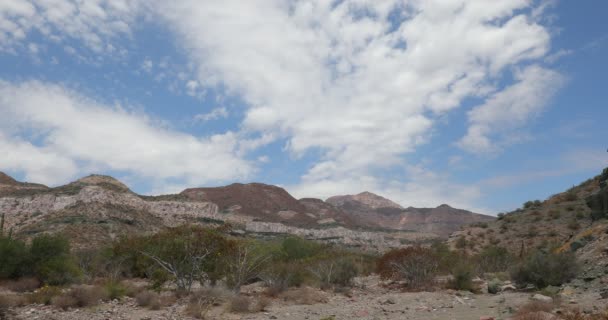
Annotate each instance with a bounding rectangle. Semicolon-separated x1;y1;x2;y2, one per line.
135;290;175;310
562;308;608;320
26;286;62;305
252;296;271;312
122;280;146;298
51;294;78;310
228;295;251;313
0;293;27;309
3;278;40;293
185;287;232;319
513;301;558;320
51;285;106;310
280;287;328;305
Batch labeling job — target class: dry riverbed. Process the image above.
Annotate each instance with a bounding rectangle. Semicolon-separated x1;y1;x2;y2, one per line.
3;276;606;320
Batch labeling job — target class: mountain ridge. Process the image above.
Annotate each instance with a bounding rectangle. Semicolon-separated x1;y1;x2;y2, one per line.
0;171;491;248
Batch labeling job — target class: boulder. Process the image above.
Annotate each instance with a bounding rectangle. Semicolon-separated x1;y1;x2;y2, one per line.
532;294;553;303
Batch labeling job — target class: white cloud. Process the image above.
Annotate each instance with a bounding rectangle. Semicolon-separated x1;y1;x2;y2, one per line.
0;0;143;53
0;80;253;186
459;65;565;154
290;165;485;213
153;0;556;207
194;107;229;122
0;1;566;209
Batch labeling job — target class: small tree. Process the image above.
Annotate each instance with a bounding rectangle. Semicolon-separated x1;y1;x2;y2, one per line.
29;234;80;285
140;226;232;293
224;240;271;292
510;250;578;289
377;246;439;289
0;237;29;279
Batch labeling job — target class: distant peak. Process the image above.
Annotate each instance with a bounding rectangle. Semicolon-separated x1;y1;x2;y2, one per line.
74;174;130;191
328;191;404;210
437;204;452;208
0;171;18;185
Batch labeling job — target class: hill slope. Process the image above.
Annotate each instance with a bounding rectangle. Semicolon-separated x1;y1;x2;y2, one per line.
327;192;494;237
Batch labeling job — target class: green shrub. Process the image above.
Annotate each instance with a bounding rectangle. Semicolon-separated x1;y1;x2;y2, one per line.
567;219;581;230
455;236;467;249
281;237;323;260
0;237;29;279
309;257;358;289
487;279;501;294
510;250;578;289
29;234;80;285
104;281;127;300
475;246;511;273
448;262;474;292
376;246;439;289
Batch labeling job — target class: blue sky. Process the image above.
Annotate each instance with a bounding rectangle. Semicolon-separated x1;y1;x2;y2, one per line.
0;0;606;214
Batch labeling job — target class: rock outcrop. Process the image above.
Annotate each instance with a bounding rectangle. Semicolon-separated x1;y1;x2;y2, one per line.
327;192;493;237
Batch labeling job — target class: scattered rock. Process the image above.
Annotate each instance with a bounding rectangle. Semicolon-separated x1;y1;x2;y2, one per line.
532;294;553;303
501;284;517;291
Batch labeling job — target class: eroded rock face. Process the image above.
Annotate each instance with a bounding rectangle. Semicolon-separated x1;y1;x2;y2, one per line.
245;221;402;250
0;185;222;243
587;168;608;220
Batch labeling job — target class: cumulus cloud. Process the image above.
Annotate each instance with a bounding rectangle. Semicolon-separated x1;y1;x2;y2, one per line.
0;80;253;186
459;65;565;153
154;0;556;203
0;1;566;208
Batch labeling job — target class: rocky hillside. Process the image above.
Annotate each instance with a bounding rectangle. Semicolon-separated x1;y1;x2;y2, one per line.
181;183;354;228
327;192;494;237
0;171;491;250
448;172;602;254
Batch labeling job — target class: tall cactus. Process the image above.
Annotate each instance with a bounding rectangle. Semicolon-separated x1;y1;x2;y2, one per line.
0;211;5;238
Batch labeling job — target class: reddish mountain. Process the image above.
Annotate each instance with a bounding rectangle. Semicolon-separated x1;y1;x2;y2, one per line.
327;192;494;237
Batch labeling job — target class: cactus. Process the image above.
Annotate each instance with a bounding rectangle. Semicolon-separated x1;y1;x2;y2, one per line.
0;211;5;237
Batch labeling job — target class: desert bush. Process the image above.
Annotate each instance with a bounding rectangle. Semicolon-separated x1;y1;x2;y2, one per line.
122;280;145;297
549;210;561;220
253;296;271;312
514;301;554;319
568;219;581;230
261;261;306;294
281;237;323;260
526;226;538;238
510;250;578;289
377;246;439;290
69;285;106;307
0;237;29;280
280;287;328;305
104;281;126;300
475;246;511;273
1;292;27;319
448;262;474;292
51;294;78;310
229;295;251;313
4;277;40;292
487;279;501;294
135;290;160;308
455;236;467;249
186;287;231;319
564;192;578;202
224;240;272;292
29;234;80;285
26;285;62;305
137;225;235;292
309;256;358;289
